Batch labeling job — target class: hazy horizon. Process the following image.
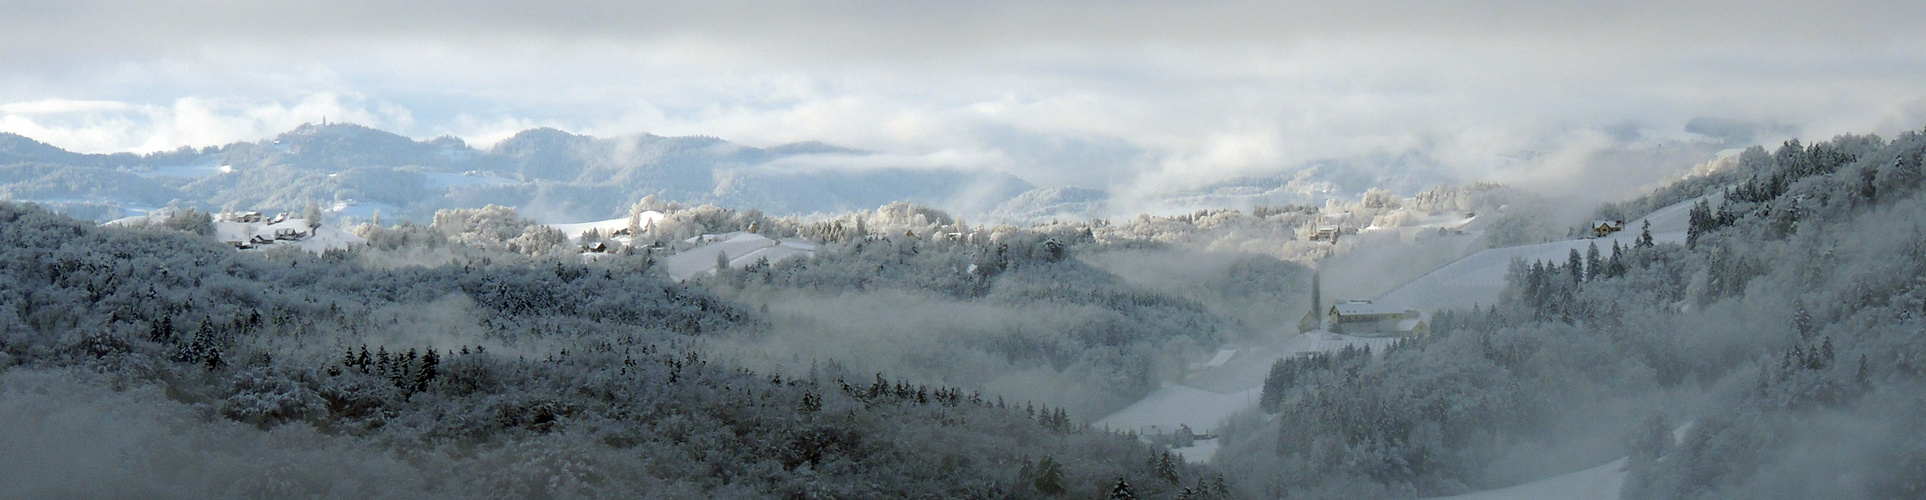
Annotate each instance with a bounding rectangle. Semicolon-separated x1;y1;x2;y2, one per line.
4;0;1924;205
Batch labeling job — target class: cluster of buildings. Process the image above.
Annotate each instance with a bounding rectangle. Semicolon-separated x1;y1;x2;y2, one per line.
217;211;319;249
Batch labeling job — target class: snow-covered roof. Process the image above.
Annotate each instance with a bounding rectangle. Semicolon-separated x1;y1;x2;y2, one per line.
1203;349;1237;368
1330;301;1412;318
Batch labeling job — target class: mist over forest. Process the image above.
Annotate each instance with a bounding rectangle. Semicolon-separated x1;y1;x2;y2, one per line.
2;123;1926;500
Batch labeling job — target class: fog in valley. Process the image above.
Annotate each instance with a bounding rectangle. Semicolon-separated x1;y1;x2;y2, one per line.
4;1;1926;499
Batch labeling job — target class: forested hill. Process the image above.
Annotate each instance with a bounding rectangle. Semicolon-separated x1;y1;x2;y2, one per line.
0;202;1224;498
1215;130;1926;499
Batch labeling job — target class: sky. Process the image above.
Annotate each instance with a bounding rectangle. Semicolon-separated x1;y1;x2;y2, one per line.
3;0;1925;202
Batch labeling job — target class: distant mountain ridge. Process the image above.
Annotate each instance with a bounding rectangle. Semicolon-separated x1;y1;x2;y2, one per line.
0;124;1034;222
0;123;1515;224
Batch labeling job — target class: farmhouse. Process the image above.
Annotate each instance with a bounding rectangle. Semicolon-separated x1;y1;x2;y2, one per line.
1591;219;1626;238
1306;225;1341;243
1327;300;1425;337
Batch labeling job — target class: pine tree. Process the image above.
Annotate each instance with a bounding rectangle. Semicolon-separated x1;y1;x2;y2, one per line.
1108;477;1136;499
1568;248;1584;285
150;316;173;343
1608;241;1626;277
413;348;439;392
1157;451;1180;484
396;348;419;387
1585;242;1602;281
1687;200;1709;248
202;344;223;371
179;320;215;364
1033;455;1066;496
1188;477;1214;500
1856;354;1872;387
1792;300;1814;339
798;391;821;413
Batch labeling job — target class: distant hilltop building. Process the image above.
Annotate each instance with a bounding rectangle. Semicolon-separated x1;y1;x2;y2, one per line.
102;209;364;253
1591;219;1626;238
1306;225;1341;243
1301;214;1346;243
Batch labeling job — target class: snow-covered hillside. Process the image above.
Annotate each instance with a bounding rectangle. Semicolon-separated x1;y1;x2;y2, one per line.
1373;196;1701;311
1098;196;1710;467
661;232;819;281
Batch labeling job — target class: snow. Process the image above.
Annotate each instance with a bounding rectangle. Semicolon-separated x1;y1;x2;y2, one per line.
420;171;519;190
1095;384;1261;437
1203;349;1238;368
1171;438;1221;463
1363;212;1480;234
1434;422;1692;500
215;218;364;253
1373;196;1703;312
124;161;225;178
1295;332;1405;354
546;212;663;242
660;232;819;281
543;211;662;245
1094;331;1405;453
1097;196;1711;468
104;213;364;253
327;200;403;221
1428;458;1626;500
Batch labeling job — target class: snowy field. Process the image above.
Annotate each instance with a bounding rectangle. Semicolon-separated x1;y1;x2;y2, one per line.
545;211;663;242
1428;458;1626;500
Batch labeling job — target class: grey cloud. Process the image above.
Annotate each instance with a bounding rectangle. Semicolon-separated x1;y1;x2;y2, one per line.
1;1;1924;208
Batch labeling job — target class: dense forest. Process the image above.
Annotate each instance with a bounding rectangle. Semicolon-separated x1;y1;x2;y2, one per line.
0;202;1238;498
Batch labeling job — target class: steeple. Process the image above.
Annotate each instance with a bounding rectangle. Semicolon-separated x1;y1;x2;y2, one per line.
1310;269;1322;324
